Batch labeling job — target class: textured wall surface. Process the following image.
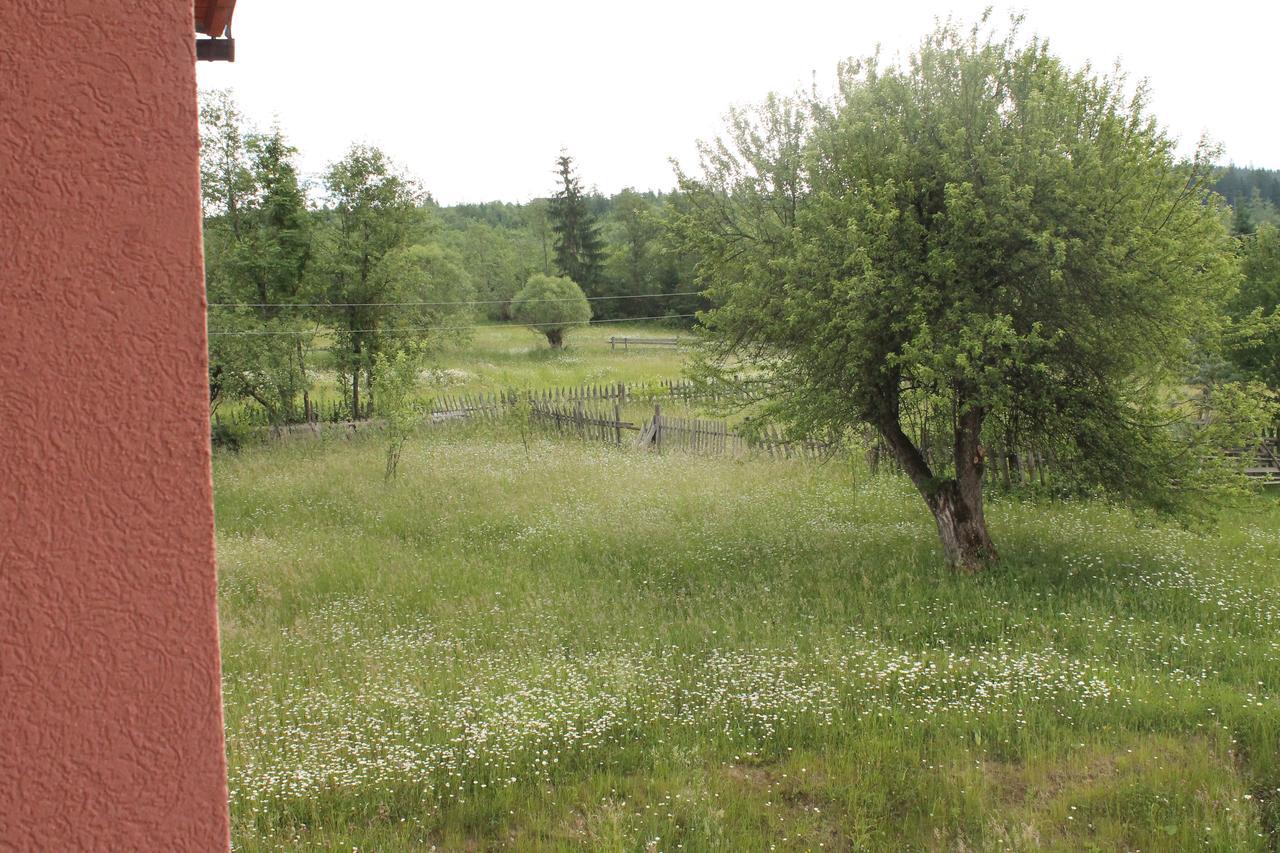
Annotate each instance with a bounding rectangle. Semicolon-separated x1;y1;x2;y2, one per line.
0;1;230;849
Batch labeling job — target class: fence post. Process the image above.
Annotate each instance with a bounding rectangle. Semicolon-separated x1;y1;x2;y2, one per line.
654;403;662;454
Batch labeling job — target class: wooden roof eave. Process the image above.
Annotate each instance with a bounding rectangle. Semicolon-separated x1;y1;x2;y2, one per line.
195;0;237;37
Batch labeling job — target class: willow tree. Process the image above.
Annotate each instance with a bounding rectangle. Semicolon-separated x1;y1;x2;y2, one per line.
511;273;591;348
676;19;1239;571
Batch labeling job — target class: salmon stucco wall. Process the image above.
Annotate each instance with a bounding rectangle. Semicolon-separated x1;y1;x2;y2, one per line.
0;1;230;849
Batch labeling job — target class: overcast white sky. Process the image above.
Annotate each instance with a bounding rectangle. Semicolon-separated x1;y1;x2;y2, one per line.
198;1;1279;205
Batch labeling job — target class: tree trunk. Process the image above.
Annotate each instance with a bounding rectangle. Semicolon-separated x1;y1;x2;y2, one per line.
546;328;564;349
877;404;998;573
350;336;361;420
926;480;997;573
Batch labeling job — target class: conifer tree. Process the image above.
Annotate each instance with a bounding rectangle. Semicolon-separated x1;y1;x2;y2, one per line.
548;152;604;294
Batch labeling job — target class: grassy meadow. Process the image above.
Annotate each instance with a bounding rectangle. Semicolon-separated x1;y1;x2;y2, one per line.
428;324;692;395
215;405;1280;849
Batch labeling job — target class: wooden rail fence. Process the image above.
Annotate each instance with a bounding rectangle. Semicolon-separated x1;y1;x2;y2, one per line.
1229;434;1280;485
609;336;682;350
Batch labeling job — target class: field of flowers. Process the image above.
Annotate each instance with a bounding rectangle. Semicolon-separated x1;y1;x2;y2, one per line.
214;426;1280;850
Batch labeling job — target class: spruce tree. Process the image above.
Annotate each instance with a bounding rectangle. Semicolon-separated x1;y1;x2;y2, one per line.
548;152;604;294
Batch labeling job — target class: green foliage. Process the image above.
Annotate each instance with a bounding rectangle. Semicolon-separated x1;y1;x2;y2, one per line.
430;189;706;323
371;347;427;480
209;417;262;453
676;16;1241;566
510;273;592;348
438;220;531;319
1227;223;1280;390
205;320;311;423
597;189;663;318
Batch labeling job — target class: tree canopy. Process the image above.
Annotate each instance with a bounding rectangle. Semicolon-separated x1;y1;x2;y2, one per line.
1215;166;1280;231
677;17;1245;570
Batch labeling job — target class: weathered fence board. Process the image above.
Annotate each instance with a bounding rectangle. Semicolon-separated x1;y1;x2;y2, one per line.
529;399;638;445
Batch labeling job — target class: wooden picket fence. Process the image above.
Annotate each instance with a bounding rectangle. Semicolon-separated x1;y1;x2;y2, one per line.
984;448;1053;488
427;377;759;418
221;377;753;433
529;400;834;460
528;399;638;445
428;390;517;421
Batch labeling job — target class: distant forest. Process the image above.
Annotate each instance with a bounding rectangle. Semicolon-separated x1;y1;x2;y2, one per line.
1213;165;1280;231
431;164;1280;323
431;186;706;323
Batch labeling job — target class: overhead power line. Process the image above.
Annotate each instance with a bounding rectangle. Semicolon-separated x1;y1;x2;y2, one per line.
208;290;706;309
207;314;701;337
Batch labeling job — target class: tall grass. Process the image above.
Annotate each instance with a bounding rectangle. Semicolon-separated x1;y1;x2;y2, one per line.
215;425;1280;850
429;324;692;395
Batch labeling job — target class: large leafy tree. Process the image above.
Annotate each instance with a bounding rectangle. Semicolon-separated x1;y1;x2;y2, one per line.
315;145;470;417
200;91;314;423
549;152;604;294
677;19;1241;571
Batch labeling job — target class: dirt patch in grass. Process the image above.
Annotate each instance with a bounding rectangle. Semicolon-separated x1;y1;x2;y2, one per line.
979;735;1255;851
721;762;851;851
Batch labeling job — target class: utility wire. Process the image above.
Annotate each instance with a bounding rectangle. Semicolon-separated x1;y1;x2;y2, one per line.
208;290;706;309
207;314;701;337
